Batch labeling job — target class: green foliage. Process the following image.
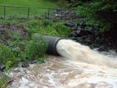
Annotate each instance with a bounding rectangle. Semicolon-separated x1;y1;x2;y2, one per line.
42;19;52;26
27;20;41;28
37;25;60;36
69;0;117;37
0;74;8;88
11;32;22;41
54;24;71;37
0;45;17;67
27;29;34;39
66;0;90;7
25;37;48;61
27;19;70;37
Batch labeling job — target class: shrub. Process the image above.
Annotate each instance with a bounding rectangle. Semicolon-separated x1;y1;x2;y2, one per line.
69;0;117;38
0;45;17;68
54;24;71;37
25;36;48;62
42;19;52;26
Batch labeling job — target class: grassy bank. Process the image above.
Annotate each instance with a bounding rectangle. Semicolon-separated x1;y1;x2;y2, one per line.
0;18;70;67
0;0;58;17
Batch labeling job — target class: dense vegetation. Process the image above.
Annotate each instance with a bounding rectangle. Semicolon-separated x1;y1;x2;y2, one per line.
60;0;117;39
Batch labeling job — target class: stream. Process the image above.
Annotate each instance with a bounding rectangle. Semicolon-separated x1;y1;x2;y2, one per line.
7;50;117;88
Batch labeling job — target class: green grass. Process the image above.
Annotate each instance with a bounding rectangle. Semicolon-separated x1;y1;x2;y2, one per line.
0;0;58;17
27;19;71;37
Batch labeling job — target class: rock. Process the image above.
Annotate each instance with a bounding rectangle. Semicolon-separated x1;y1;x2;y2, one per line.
85;38;91;43
64;23;75;27
6;41;11;46
76;29;94;37
77;26;83;30
64;10;69;16
97;38;104;45
0;71;13;84
0;29;5;34
108;42;112;46
22;62;29;68
0;65;6;72
76;30;81;34
70;32;77;37
98;46;105;51
60;11;65;16
30;60;37;64
55;8;62;12
75;37;82;42
69;12;76;18
76;30;87;36
11;47;20;52
90;44;96;49
12;70;20;73
16;58;22;62
86;27;94;34
79;21;84;26
70;37;76;40
71;27;76;31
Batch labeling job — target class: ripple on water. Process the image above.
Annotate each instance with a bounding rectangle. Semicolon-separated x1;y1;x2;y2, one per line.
7;53;117;88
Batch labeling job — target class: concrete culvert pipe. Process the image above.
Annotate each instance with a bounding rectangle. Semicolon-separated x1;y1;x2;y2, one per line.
34;34;62;55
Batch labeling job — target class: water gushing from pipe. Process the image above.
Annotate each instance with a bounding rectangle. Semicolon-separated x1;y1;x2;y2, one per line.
56;39;117;68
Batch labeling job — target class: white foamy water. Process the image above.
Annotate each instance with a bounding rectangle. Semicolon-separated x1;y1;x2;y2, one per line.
7;39;117;88
56;39;117;68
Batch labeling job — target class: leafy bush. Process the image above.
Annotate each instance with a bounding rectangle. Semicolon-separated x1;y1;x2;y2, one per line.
66;0;90;7
0;45;17;67
27;20;41;28
25;37;48;62
66;0;117;38
27;19;70;37
42;19;52;26
54;24;71;37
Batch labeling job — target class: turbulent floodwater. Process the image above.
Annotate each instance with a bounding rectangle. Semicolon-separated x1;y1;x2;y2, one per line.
7;39;117;88
56;39;117;68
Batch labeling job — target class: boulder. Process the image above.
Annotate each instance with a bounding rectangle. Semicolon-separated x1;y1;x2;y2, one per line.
22;61;29;68
79;21;84;26
64;23;75;27
0;29;5;34
30;60;37;64
76;29;94;37
70;37;76;40
70;32;77;37
69;12;76;18
71;27;76;31
0;65;6;72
